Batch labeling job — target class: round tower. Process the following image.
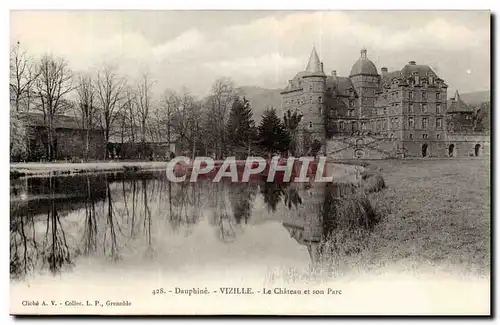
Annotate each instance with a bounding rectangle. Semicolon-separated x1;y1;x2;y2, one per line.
349;48;380;117
298;46;327;156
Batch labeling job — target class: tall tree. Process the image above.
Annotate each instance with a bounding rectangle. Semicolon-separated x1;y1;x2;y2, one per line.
258;107;291;154
205;78;238;158
171;89;203;158
135;71;155;157
10;108;28;161
75;73;97;161
10;41;39;112
95;65;125;159
35;54;73;161
283;108;303;155
226;97;257;157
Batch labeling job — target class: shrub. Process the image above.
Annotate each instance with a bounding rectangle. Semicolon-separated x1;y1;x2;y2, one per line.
362;174;386;194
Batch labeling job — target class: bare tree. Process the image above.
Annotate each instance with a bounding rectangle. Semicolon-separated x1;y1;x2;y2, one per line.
95;65;125;160
35;54;73;161
170;89;203;157
10;41;39;112
135;72;155;157
75;73;97;161
205;77;238;158
161;90;180;155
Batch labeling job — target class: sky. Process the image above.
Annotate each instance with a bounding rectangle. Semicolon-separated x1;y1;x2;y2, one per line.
10;10;491;98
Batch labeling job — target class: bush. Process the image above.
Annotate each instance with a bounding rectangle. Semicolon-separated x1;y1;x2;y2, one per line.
362;174;386;194
317;182;383;266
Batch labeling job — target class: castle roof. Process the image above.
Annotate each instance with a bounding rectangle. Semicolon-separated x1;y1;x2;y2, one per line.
447;90;474;113
326;76;357;97
349;48;378;77
400;62;436;78
304;46;325;76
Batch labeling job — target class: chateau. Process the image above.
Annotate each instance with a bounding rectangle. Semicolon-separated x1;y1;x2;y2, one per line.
281;47;490;158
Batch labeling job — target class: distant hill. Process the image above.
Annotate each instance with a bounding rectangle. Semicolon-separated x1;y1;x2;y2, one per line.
459;90;490;106
238;86;282;123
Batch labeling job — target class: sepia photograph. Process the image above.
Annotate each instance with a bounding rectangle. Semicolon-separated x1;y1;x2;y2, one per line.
8;9;491;316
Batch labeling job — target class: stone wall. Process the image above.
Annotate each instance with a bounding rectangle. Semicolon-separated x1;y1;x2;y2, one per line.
445;133;490;157
26;126;105;161
56;128;105;160
326;135;400;159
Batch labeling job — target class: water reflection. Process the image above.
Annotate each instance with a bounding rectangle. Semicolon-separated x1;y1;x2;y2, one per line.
10;171;375;281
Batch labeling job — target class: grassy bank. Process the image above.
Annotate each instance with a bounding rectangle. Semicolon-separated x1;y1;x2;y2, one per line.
325;158;490;278
270;158;490;284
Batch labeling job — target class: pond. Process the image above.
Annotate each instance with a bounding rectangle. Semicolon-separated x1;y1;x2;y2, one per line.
10;170;369;287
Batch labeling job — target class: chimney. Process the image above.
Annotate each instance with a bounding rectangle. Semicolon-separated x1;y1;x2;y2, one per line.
361;48;367;59
320;62;324;73
331;70;337;78
409;61;416;65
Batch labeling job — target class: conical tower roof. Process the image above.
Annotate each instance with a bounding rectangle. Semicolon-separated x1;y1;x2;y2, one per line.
305;46;325;76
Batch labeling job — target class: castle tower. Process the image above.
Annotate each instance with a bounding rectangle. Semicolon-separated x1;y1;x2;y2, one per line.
349;48;380;118
298;46;327;155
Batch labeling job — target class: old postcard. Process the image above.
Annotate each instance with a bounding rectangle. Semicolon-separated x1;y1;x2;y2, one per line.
9;10;491;315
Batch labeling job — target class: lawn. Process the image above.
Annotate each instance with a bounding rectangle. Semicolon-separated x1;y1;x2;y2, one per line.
342;157;491;278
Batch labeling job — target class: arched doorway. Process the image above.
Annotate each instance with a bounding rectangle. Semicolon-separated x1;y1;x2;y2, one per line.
422;143;428;157
448;144;455;157
475;144;481;157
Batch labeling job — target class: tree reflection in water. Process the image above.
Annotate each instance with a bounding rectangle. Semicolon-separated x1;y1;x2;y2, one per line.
40;176;72;275
10;171;315;280
212;182;236;243
260;182;303;212
229;182;258;224
81;175;97;255
10;208;38;279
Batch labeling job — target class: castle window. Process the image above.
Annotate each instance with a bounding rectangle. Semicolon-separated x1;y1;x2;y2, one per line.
409;91;414;100
347;110;352;117
422;117;428;128
340;121;344;129
436;118;442;128
349;100;354;108
436;92;441;101
409;133;413;140
309;85;313;91
310;96;313;103
422;133;428;140
351;121;356;130
436;133;441;139
409;103;414;114
309;122;313;129
319;107;322;114
383;107;387;115
422;92;427;101
422;103;428;113
318;96;322;103
362;122;366;130
436;104;441;113
408;117;415;128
